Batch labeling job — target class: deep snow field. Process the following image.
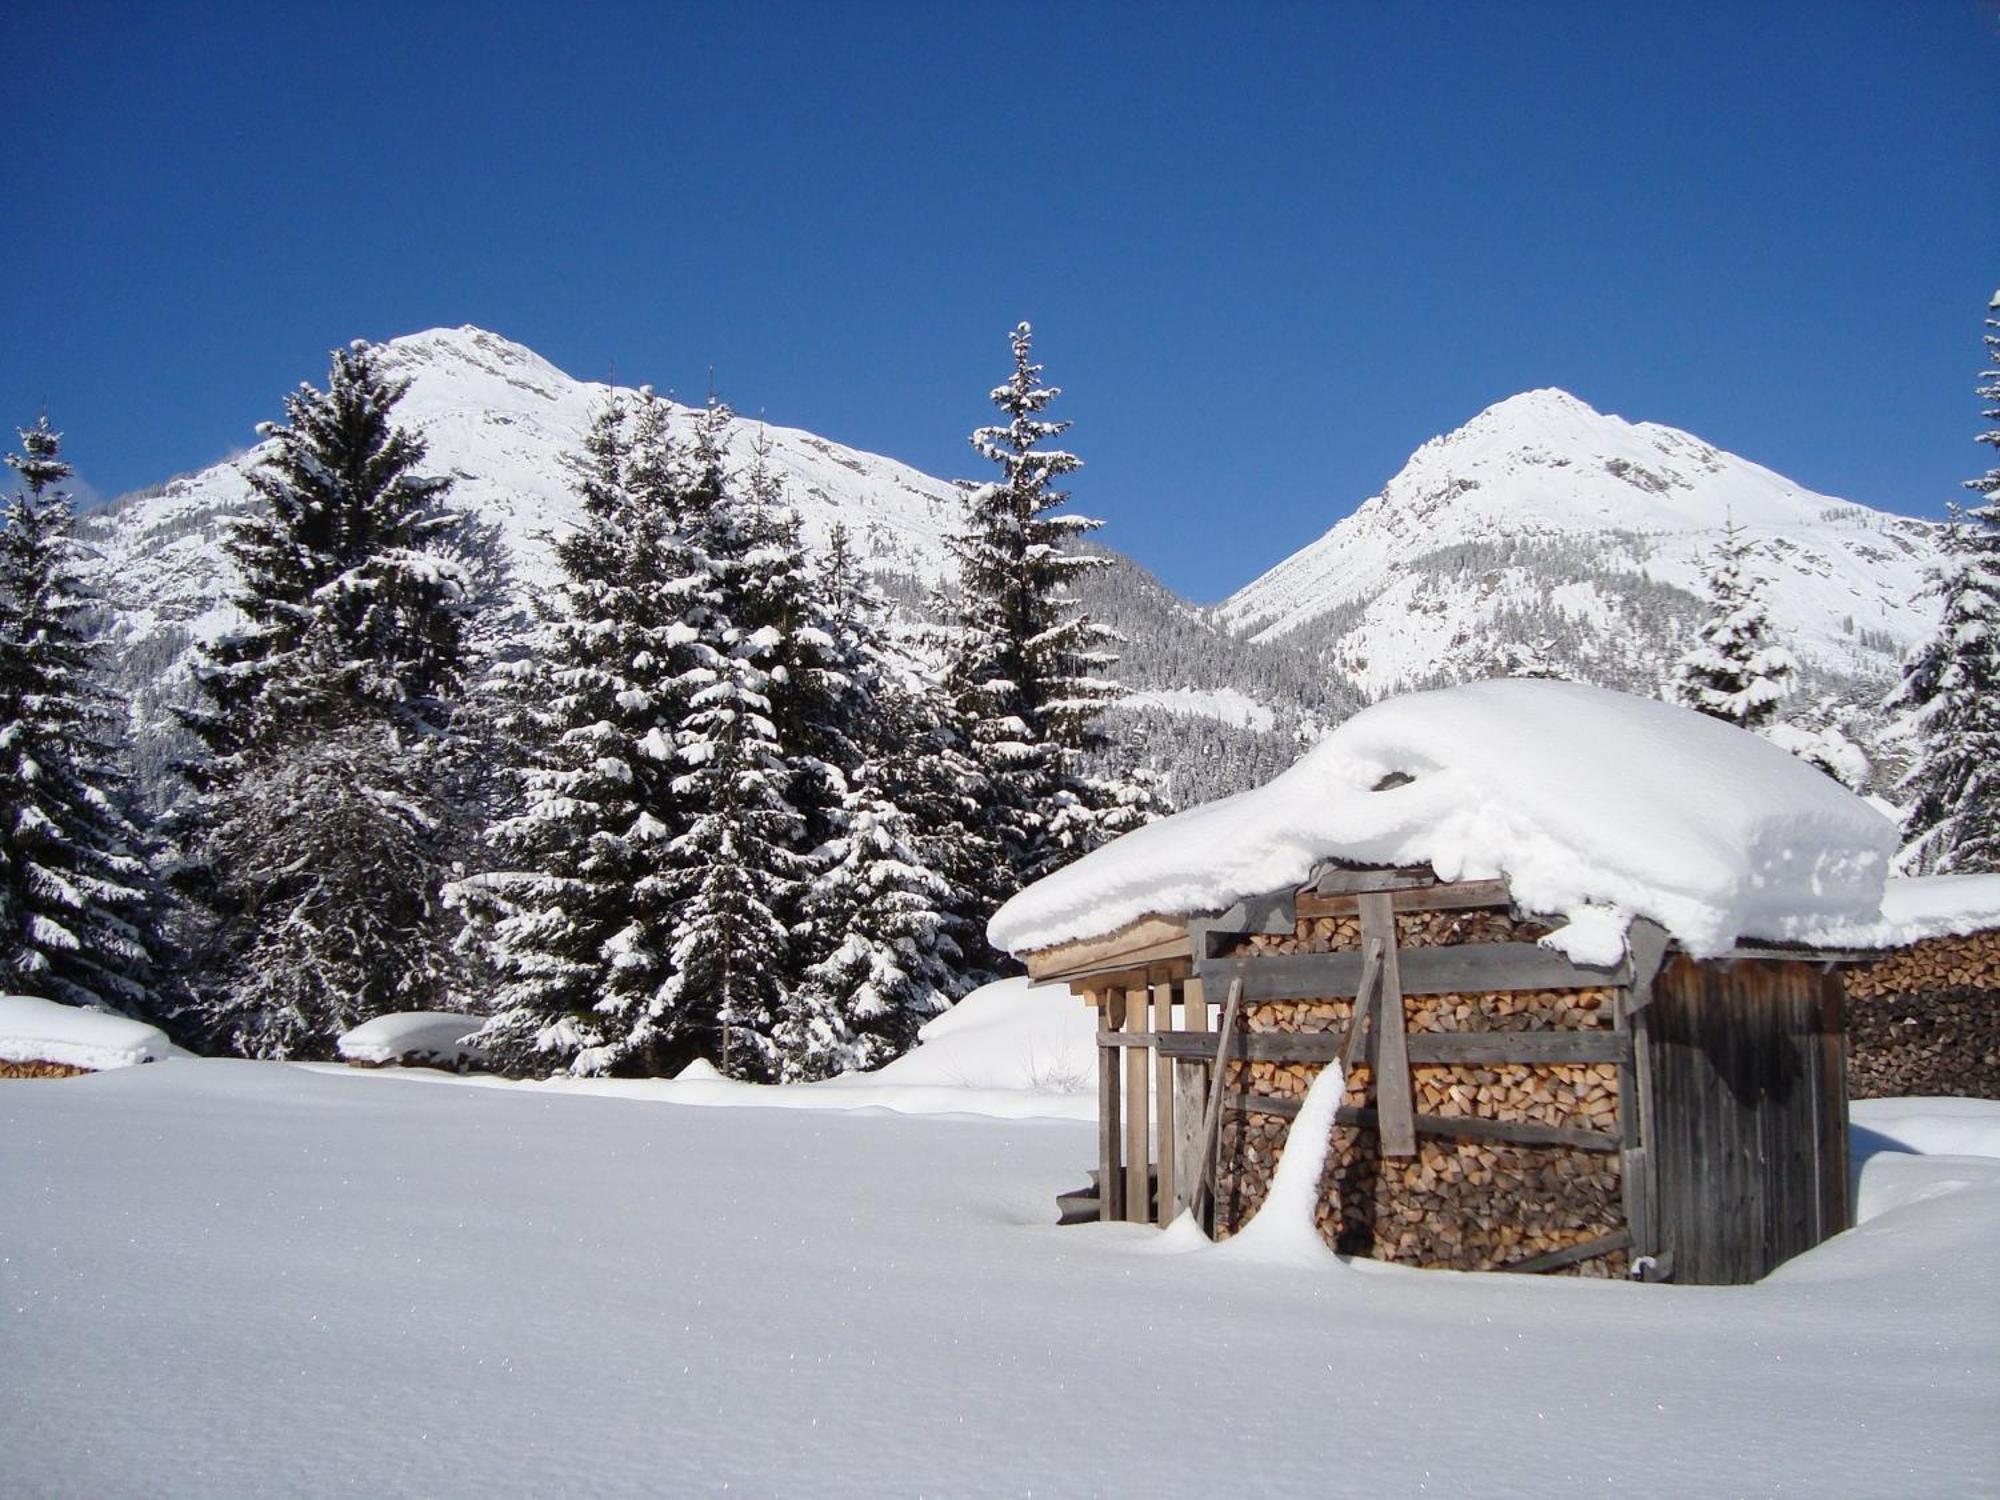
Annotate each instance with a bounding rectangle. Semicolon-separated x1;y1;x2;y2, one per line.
4;994;1998;1497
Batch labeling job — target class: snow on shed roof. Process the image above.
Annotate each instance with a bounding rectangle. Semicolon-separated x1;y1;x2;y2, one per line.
1803;873;2000;950
990;680;1899;964
0;995;176;1071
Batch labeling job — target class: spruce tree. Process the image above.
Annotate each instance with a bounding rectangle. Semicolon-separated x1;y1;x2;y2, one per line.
1671;520;1795;731
0;417;159;1012
471;391;704;1074
778;529;963;1078
1891;291;2000;873
948;322;1123;943
186;341;474;1057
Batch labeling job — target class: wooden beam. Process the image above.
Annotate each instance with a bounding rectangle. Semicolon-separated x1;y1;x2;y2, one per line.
1025;915;1191;982
1226;1094;1622;1152
1297;878;1514;920
1096;988;1123;1222
1124;982;1149;1224
1497;1227;1633;1275
1312;866;1435;895
1343;940;1382;1071
1359;892;1416;1156
1199;941;1629;1000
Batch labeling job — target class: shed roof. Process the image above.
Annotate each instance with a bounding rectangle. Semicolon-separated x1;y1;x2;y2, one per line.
991;680;1899;964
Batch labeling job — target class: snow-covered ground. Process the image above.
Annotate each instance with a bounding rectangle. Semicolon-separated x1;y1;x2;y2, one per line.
3;1042;1995;1496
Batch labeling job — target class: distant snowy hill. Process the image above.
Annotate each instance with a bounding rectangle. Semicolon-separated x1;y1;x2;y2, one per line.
1218;388;1939;699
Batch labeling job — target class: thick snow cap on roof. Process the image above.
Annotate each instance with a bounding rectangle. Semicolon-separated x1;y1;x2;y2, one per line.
0;995;176;1071
990;680;1899;964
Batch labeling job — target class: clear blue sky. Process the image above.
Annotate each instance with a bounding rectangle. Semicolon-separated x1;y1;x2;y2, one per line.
3;1;1994;601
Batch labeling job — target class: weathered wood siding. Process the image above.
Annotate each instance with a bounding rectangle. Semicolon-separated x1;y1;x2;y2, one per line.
1640;957;1848;1285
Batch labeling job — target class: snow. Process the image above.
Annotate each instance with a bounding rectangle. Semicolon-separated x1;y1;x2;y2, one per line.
335;1010;486;1068
1118;686;1278;732
993;680;1898;961
1;1063;1994;1496
1804;873;2000;950
1210;1061;1346;1269
308;978;1099;1123
0;994;175;1071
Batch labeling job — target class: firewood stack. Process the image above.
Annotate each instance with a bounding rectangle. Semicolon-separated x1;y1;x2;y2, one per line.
1216;909;1628;1275
1844;931;2000;1099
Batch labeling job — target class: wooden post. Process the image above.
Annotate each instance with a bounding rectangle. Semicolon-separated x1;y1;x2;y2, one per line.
1124;981;1150;1224
1184;973;1208;1033
1153;973;1176;1222
1192;977;1244;1226
1357;892;1415;1156
1097;988;1124;1222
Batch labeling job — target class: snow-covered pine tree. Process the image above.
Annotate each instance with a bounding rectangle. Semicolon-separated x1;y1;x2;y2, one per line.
778;527;963;1078
470;391;705;1074
1889;291;2000;873
0;417;159;1013
948;322;1124;945
1671;520;1795;731
185;341;475;1057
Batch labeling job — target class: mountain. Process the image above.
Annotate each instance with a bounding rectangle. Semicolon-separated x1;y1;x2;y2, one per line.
74;326;1324;806
72;335;1940;809
1218;388;1939;701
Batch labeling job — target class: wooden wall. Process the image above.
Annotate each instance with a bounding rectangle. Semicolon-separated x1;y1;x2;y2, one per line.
1638;957;1848;1285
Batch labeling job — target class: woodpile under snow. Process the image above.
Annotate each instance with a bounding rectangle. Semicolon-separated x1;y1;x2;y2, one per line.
1846;931;2000;1099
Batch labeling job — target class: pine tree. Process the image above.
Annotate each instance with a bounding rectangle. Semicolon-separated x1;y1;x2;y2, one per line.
185;341;474;1057
1890;290;2000;873
1671;520;1795;731
0;417;159;1012
470;392;704;1074
778;529;964;1078
948;322;1124;942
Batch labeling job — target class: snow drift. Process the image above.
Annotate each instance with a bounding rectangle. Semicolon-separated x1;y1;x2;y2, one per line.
990;680;1899;962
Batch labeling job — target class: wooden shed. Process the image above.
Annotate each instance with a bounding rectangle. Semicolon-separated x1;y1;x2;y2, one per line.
993;680;1909;1287
1025;866;1858;1285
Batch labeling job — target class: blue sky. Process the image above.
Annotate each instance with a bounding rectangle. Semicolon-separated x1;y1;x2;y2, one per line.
3;1;1994;601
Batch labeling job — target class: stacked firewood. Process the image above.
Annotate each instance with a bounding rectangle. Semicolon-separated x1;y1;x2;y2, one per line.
1238;908;1553;956
1840;932;2000;1098
1846;931;2000;999
0;1059;91;1079
1217;1051;1625;1275
1219;943;1627;1273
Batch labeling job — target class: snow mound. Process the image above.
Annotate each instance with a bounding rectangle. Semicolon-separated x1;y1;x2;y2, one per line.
859;977;1096;1093
1212;1061;1347;1269
335;1012;485;1068
991;680;1898;960
0;995;175;1071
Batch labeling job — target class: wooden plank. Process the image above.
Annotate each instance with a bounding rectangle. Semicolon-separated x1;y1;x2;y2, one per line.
1225;1094;1622;1152
1124;982;1149;1224
1095;1032;1162;1048
1171;1058;1208;1224
1198;942;1629;1000
1312;866;1435;894
1497;1227;1633;1275
1358;892;1415;1156
1025;915;1190;981
1819;971;1850;1238
1191;978;1244;1226
1096;988;1123;1223
1154;976;1176;1224
1297;878;1514;920
1342;940;1382;1071
1184;974;1208;1033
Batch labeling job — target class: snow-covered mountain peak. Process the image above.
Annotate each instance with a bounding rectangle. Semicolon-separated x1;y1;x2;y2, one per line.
1218;388;1939;697
373;325;578;405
